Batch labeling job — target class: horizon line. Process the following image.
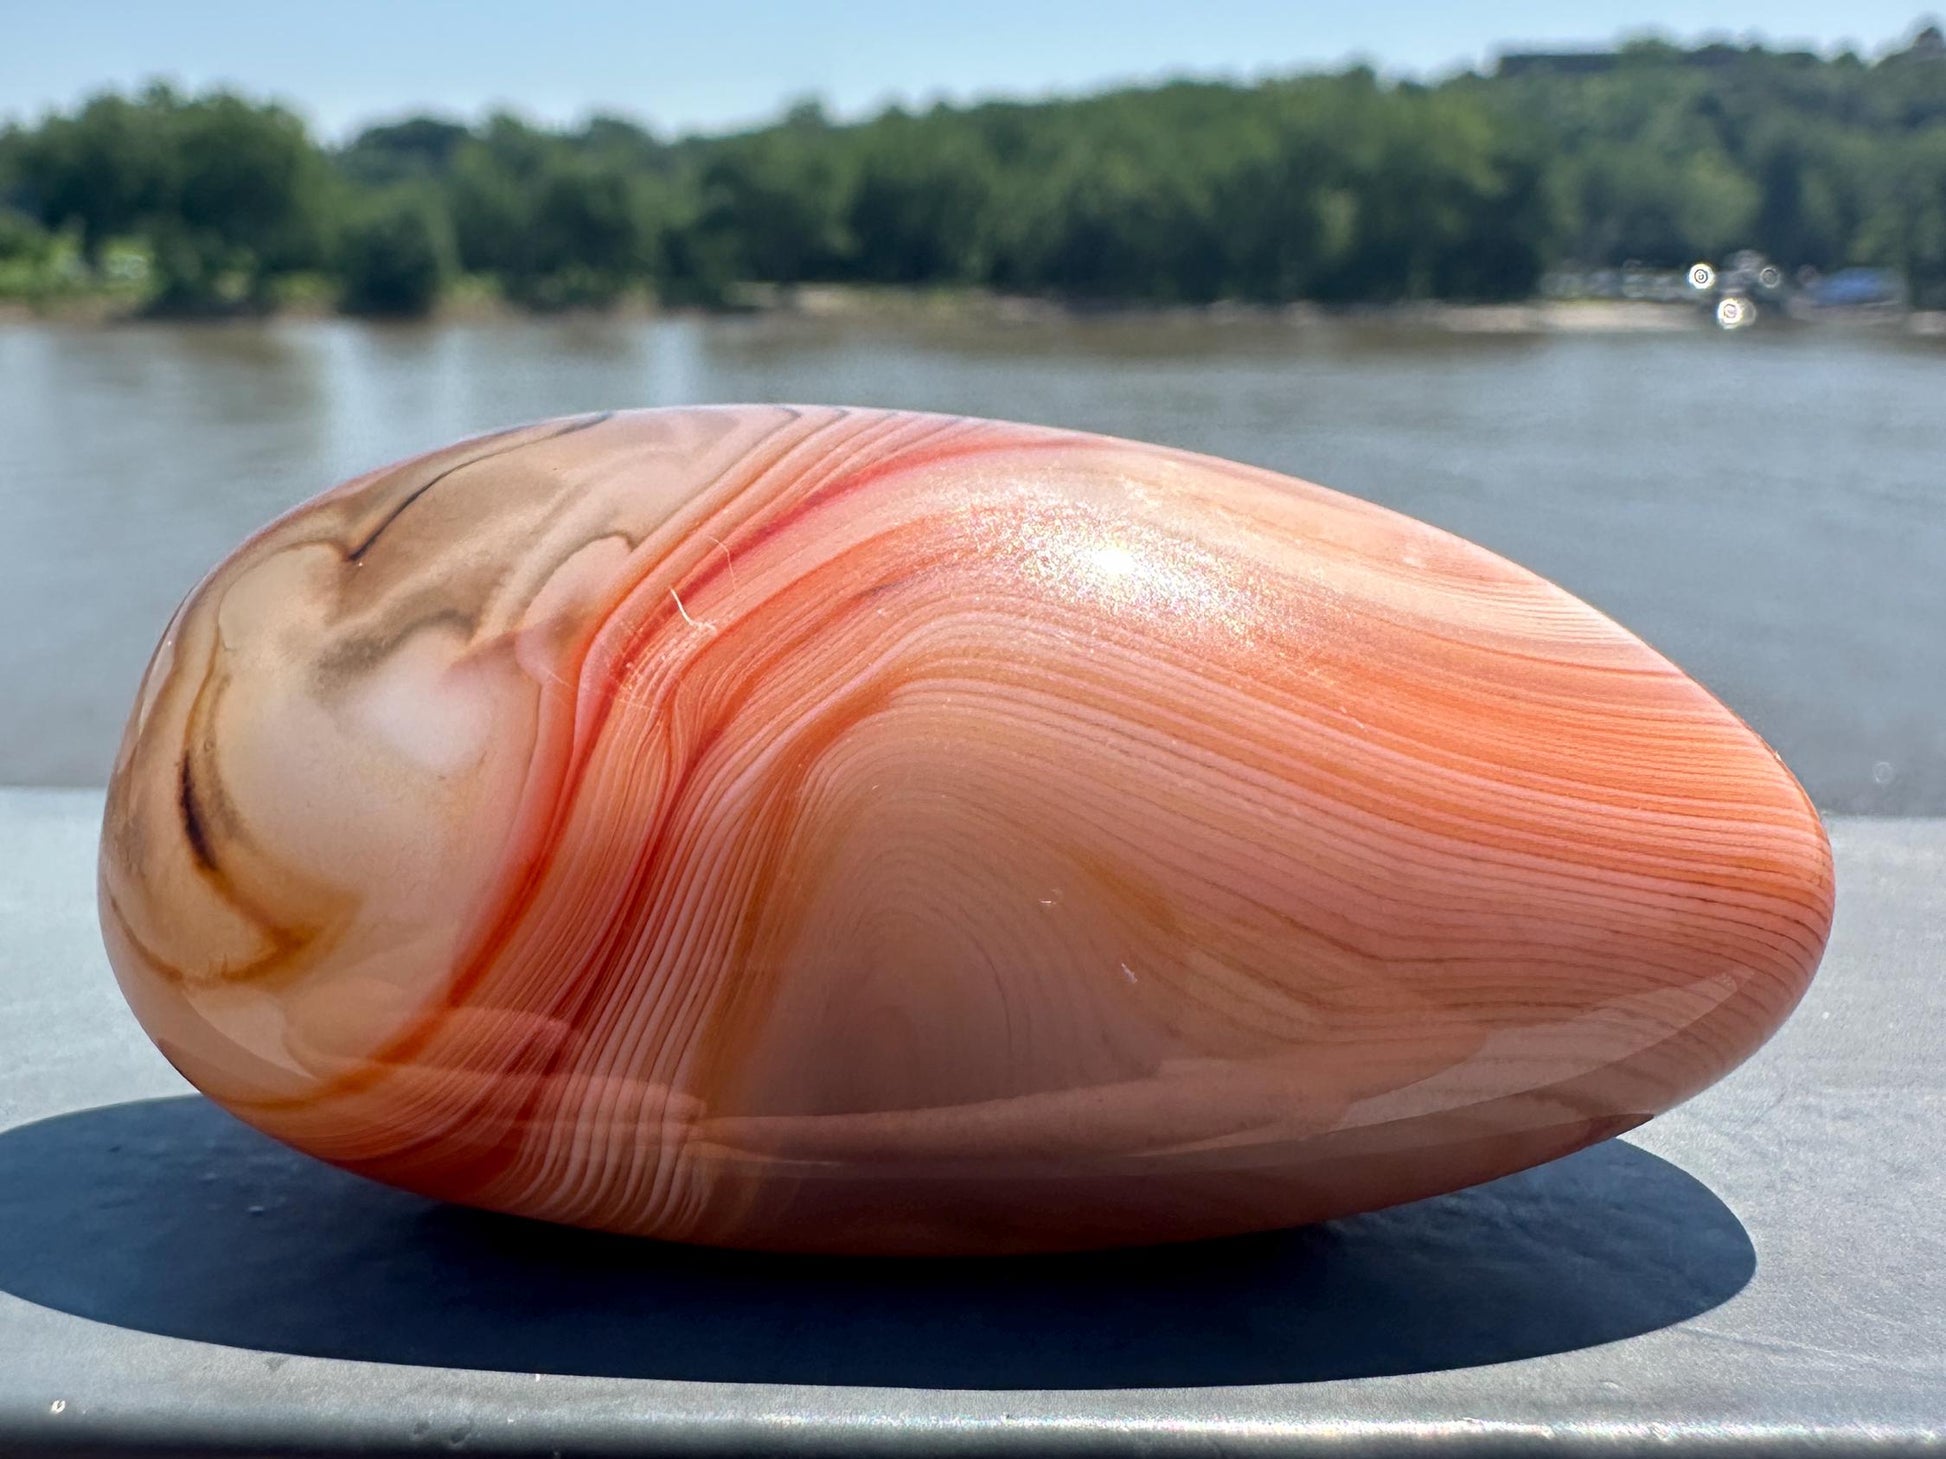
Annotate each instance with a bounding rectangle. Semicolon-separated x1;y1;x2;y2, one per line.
4;14;1940;146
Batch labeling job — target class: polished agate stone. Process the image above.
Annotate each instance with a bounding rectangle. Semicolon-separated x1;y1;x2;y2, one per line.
99;406;1834;1254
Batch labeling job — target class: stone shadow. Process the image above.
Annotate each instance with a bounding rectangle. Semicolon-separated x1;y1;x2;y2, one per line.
0;1096;1753;1389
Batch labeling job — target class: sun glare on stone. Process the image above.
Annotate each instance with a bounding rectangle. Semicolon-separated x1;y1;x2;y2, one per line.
1089;543;1140;580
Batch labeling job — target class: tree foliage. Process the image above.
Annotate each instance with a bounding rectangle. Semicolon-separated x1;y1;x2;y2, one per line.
4;28;1946;312
338;186;453;316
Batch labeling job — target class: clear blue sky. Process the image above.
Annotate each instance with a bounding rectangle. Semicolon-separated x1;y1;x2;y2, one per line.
0;0;1938;140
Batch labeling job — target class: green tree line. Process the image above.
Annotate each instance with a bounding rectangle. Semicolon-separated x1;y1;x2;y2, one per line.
3;27;1945;315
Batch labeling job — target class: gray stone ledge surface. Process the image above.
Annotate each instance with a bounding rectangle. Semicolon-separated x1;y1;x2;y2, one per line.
0;789;1939;1457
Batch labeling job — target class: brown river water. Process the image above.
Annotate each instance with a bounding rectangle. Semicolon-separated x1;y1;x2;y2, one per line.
2;312;1939;812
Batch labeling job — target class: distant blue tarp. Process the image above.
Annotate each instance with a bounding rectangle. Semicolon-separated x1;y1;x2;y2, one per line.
1806;268;1904;307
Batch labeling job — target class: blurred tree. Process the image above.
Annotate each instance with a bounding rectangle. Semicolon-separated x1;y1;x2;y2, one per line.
15;32;1946;312
154;91;332;309
339;116;472;188
14;88;175;267
845;116;998;284
1855;126;1946;308
338;186;454;316
443;114;665;306
445;112;549;279
523;158;656;305
678;126;853;285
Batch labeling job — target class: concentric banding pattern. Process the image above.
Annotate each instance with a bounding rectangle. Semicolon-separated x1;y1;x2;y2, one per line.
98;406;1834;1254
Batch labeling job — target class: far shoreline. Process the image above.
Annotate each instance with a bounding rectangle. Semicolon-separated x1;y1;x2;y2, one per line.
2;286;1940;338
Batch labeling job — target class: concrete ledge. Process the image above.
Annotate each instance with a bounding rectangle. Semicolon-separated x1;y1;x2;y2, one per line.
1;790;1940;1456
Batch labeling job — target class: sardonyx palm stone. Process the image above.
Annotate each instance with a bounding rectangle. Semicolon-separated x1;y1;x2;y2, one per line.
99;406;1834;1255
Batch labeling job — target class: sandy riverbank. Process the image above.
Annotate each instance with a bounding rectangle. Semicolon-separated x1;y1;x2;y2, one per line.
5;282;1942;337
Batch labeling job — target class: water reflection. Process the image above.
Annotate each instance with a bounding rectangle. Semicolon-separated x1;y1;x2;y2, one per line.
2;315;1939;810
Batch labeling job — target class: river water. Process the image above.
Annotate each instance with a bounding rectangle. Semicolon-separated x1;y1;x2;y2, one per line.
2;313;1939;811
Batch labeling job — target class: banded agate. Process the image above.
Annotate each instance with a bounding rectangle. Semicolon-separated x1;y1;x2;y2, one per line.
99;406;1834;1254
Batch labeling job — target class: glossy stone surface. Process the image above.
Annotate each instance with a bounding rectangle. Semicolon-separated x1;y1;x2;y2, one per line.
98;406;1834;1255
